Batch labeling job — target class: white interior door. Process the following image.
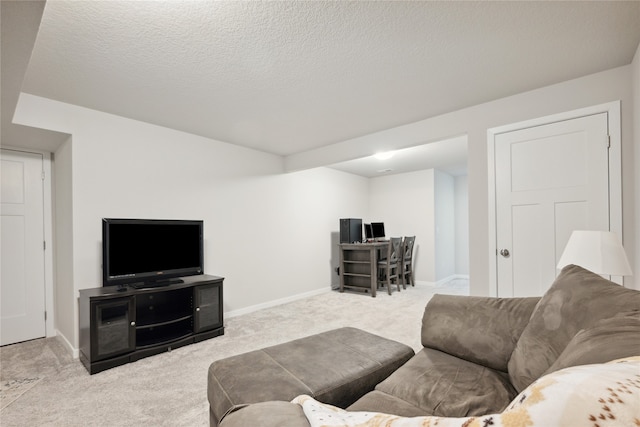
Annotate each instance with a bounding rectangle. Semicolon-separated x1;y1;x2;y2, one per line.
495;113;610;297
1;149;46;345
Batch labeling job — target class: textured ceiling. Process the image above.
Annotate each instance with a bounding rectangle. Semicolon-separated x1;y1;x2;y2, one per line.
17;0;640;160
1;1;68;152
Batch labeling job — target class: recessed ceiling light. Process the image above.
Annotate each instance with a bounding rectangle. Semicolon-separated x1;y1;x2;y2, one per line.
377;169;393;173
374;151;395;160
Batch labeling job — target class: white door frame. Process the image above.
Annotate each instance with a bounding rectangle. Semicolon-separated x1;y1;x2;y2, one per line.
487;101;623;296
1;146;56;338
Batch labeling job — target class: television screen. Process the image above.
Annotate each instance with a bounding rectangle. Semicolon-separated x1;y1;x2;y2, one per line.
371;222;385;239
102;218;203;287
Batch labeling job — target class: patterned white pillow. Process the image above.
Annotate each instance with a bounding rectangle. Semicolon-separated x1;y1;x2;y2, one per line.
292;357;640;427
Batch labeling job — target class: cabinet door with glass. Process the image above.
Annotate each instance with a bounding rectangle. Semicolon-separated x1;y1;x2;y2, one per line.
194;282;223;333
91;297;135;361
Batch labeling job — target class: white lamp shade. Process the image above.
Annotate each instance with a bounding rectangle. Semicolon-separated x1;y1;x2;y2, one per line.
557;230;633;276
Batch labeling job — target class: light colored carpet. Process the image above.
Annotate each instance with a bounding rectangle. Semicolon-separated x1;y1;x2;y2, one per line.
0;281;467;426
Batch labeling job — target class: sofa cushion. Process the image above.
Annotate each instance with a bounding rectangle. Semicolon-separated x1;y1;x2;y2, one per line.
543;310;640;375
347;390;429;417
294;357;640;427
508;264;640;392
368;348;517;417
421;294;539;372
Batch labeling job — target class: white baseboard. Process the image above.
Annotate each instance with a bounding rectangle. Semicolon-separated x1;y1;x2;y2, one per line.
414;274;470;287
56;330;79;359
412;280;434;287
435;274;470;286
435;275;453;286
225;287;331;318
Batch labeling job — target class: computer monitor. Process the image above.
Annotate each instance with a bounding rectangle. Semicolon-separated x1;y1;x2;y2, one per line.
364;224;373;240
371;222;385;239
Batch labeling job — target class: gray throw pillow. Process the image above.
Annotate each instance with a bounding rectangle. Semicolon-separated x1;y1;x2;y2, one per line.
542;311;640;375
507;264;640;392
421;294;539;372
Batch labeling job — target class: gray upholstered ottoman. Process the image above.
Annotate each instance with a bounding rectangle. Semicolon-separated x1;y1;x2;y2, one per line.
208;327;415;426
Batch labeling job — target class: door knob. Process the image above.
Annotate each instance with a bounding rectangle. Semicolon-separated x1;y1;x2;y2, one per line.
499;249;510;258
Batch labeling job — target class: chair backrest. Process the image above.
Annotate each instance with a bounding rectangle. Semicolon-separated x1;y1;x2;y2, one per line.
389;237;402;263
403;236;415;261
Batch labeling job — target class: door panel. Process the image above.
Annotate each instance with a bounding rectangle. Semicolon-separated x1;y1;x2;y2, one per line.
2;216;27;318
510;131;588;192
554;201;588;261
1;150;46;345
495;113;609;297
92;298;135;361
511;204;543;297
194;283;222;333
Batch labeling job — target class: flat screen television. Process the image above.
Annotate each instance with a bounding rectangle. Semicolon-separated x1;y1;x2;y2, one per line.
371;222;386;239
102;218;204;288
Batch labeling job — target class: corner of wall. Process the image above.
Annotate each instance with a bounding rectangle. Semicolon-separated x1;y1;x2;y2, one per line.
632;41;640;289
53;136;76;351
434;170;456;280
55;329;79;359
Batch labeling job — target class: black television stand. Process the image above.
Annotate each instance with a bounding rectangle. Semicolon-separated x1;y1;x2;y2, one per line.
79;274;224;374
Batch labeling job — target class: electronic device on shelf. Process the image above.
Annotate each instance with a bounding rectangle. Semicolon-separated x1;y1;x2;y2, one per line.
102;218;204;288
340;218;362;243
364;223;373;241
371;222;386;240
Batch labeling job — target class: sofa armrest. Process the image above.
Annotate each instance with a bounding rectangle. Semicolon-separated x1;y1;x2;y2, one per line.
421;294;539;372
219;401;310;427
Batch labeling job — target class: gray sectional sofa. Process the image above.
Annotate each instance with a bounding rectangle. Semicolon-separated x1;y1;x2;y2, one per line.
212;265;640;426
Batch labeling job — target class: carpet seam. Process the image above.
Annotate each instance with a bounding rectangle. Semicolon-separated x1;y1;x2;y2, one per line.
0;377;44;411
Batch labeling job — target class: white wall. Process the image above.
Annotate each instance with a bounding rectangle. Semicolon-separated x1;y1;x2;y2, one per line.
368;168;465;284
53;136;74;349
15;94;369;350
633;42;640;285
434;170;455;281
288;65;637;294
454;175;469;276
14;60;638;350
369;169;435;282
